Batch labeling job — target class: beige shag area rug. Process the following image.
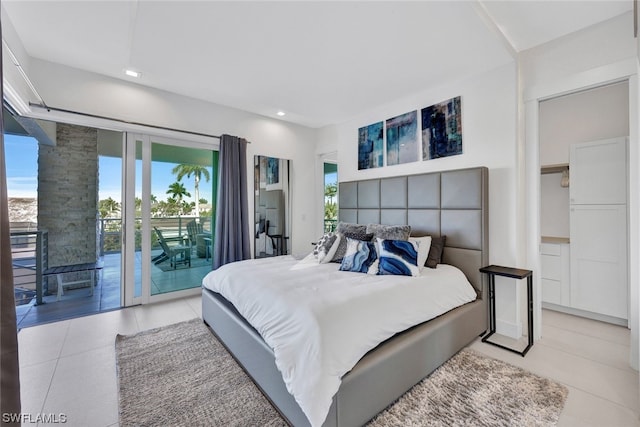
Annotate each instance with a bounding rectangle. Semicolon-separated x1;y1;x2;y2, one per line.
369;347;568;426
116;319;285;427
116;319;568;427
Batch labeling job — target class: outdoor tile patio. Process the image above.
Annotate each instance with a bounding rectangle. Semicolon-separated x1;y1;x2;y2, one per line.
16;252;212;329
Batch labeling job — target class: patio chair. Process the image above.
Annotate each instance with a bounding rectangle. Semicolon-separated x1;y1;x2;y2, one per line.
154;227;191;269
187;220;211;258
186;220;204;246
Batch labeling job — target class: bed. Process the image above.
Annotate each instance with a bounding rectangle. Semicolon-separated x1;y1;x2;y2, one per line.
202;166;489;427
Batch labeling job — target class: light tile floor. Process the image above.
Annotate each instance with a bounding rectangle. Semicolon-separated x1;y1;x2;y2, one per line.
470;310;639;426
18;302;639;426
18;296;201;427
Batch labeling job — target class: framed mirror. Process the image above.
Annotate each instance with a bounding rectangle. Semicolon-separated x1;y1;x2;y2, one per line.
254;156;291;258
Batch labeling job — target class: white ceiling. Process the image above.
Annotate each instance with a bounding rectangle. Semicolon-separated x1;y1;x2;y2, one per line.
2;1;632;128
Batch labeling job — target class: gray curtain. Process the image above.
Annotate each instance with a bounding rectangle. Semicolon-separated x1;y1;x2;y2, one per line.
0;14;22;424
213;134;251;269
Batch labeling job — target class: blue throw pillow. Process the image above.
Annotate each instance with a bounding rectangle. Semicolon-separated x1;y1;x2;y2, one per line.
339;238;379;274
378;239;420;277
331;231;374;263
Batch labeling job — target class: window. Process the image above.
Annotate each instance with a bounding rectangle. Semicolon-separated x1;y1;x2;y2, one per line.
324;162;338;232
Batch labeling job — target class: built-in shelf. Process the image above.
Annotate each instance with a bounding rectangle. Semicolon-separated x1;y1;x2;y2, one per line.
541;164;569;174
541;236;570;244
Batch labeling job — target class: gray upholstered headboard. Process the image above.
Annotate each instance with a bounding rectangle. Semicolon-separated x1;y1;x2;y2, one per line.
338;167;489;297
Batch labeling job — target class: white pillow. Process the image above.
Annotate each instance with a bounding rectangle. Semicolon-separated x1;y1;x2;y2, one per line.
290;252;320;270
409;236;432;272
319;233;341;264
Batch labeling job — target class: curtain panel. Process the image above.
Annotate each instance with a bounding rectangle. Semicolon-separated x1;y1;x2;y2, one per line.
0;15;22;424
213;134;251;269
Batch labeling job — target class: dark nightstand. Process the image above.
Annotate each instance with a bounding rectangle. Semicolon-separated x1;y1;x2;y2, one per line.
479;265;534;357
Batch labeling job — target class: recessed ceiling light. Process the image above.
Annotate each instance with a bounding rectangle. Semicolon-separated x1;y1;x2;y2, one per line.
276;111;286;116
125;69;141;78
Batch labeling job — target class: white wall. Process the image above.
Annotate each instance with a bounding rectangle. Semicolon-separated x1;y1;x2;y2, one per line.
317;62;523;338
521;11;639;368
540;173;570;238
4;57;319;258
521;14;636;93
539;81;629;165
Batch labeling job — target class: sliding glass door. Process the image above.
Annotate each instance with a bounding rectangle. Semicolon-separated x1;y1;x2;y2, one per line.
122;133;217;306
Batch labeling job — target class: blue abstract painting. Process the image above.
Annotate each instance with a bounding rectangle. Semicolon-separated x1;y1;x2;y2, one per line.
358;122;384;170
267;157;279;185
421;96;463;160
386;111;418;166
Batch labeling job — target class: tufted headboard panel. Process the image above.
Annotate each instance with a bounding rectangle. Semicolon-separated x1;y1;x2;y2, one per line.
338;167;489;297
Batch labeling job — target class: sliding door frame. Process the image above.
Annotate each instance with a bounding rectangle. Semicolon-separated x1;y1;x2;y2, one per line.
122;132;219;307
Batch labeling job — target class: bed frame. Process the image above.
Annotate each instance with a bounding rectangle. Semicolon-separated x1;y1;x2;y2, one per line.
202;166;489;426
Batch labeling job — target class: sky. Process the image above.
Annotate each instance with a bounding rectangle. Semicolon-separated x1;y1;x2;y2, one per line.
5;133;336;206
5;134;38;198
325;172;337;190
4;133;214;204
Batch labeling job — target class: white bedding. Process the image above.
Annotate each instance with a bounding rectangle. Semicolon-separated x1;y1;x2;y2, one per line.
202;255;477;427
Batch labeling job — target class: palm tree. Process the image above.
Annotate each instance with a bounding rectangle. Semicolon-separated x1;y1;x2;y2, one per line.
325;183;337;206
324;183;338;231
172;164;211;218
134;197;142;215
150;194;159;216
166;182;191;215
163;198;181;216
325;202;338;221
99;197;120;218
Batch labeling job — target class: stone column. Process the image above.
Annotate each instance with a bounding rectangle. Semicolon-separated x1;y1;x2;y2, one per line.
38;123;98;267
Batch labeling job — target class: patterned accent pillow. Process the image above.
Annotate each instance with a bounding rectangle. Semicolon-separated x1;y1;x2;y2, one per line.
314;233;336;257
331;231;375;263
339;238;379;274
426;235;446;268
318;234;340;263
366;224;411;241
377;238;420;277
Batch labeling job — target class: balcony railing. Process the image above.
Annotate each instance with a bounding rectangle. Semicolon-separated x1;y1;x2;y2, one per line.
10;229;48;306
324;219;337;233
10;216;211;307
99;216;212;254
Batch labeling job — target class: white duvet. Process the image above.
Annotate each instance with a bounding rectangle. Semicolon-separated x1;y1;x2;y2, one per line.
202;255;477;427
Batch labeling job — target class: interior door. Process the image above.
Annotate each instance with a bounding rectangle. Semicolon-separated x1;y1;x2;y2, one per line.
569;204;628;319
569;138;627;205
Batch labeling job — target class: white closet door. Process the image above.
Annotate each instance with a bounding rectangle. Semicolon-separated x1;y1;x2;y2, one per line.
570;204;628;319
570;138;627;205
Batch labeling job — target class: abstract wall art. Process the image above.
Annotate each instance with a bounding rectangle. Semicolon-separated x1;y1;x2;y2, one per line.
358;122;384;170
267;157;279;185
421;96;463;160
386;111;418;166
